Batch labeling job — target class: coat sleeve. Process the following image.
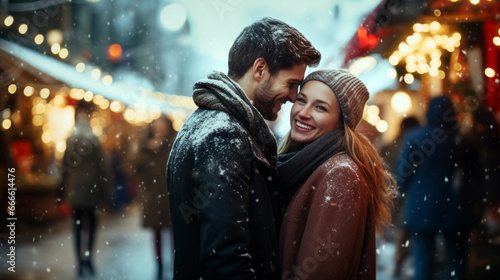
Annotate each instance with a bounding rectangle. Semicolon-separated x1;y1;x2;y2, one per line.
287;165;369;279
194;130;257;279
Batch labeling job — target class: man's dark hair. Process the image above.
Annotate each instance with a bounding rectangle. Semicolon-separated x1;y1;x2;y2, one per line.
228;17;321;79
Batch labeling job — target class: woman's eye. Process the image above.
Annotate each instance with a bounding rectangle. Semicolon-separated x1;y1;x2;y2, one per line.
316;106;327;112
296;98;306;103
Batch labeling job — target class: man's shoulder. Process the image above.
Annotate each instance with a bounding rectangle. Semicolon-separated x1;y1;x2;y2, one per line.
173;108;251;152
182;108;249;136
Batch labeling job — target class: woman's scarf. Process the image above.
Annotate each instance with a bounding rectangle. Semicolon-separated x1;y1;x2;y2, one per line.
278;127;345;201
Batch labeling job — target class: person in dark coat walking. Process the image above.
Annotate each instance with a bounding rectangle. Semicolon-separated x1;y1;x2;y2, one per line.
396;96;468;280
166;17;321;279
59;100;111;277
136;115;175;279
380;116;420;277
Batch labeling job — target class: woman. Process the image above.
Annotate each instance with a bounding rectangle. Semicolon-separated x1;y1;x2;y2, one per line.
278;69;395;279
136;115;175;279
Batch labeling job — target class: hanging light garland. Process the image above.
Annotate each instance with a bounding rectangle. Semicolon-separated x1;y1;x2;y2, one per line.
388;21;461;84
0;12;199;162
1;13;198;138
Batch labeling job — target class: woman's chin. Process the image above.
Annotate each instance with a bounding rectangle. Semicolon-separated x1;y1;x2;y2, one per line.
291;133;307;144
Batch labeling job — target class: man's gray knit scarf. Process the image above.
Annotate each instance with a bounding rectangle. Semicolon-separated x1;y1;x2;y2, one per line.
192;71;277;168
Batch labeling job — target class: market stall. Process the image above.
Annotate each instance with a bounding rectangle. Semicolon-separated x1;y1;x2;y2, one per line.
0;38;195;222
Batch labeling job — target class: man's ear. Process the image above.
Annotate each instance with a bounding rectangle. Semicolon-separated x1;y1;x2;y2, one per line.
252;58;268;82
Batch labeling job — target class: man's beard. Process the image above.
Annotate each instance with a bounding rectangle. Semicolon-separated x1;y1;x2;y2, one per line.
253;77;278;121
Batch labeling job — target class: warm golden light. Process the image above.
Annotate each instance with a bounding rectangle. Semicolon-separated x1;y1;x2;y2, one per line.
41;132;52;144
2;119;12;130
59;48;69;59
51;43;61;54
366;114;380;126
91;68;101;80
102;75;113;86
40;88;50;99
429;68;439;77
99;99;110;110
33;115;44;126
413;23;423;32
348;56;377;76
123;108;136;122
470;0;480;4
367;105;380;116
93;95;104;105
493;36;500;46
406;63;417;73
376;120;388;133
34;103;46;114
391;91;412;113
110;101;123;112
76;62;85;72
430;59;441;68
84;91;94;102
431;51;441;60
8;84;17;94
485;68;496;78
18;23;28;34
434;9;441;17
53;95;65;106
24;86;35;97
430;21;440;32
46;29;63;45
4;16;14;27
438;70;446;79
404;73;415;84
389;55;400;66
387;68;397;80
56;142;66;153
34;34;44;45
398;42;410;54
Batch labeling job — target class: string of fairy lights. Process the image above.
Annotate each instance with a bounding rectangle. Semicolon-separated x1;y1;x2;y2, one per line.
1;13;197;157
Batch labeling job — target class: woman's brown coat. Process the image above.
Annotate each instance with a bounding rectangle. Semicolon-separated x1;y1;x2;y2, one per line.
280;153;376;279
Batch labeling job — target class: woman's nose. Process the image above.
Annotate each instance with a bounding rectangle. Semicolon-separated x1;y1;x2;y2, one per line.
297;106;311;118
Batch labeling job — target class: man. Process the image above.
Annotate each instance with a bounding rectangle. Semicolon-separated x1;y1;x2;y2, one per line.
166;17;321;279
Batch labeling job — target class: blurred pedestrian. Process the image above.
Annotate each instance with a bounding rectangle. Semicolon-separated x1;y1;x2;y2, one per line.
396;96;468;280
380;116;420;277
58;100;111;277
166;17;321;279
381;116;420;173
136;115;175;279
278;69;396;279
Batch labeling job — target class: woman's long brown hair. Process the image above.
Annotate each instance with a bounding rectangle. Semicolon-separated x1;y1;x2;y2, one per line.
343;124;396;234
